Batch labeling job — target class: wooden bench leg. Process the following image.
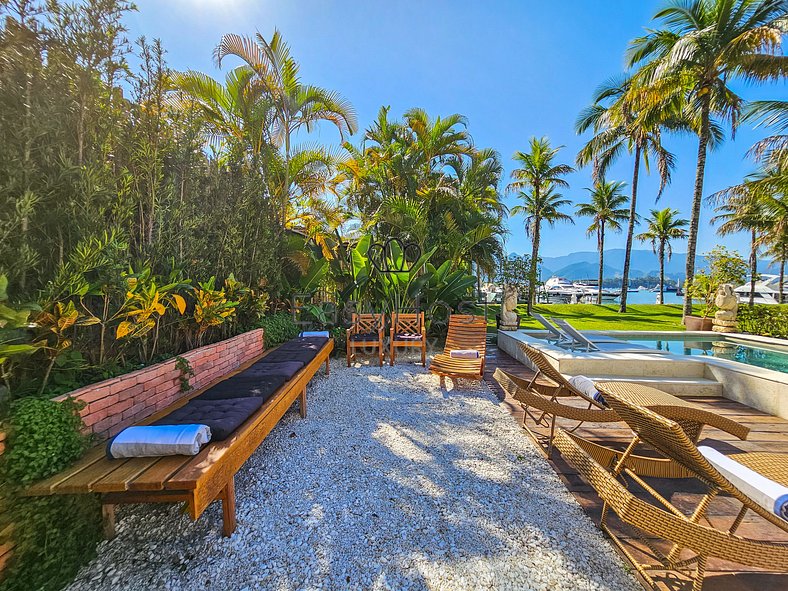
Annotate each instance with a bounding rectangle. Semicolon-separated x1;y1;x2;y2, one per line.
102;503;117;540
221;478;236;537
299;387;307;418
325;356;330;375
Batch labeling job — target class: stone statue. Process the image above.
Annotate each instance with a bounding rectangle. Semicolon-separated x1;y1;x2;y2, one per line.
712;283;739;333
499;284;519;331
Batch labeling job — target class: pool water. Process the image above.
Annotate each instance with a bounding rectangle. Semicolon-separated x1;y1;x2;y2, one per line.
621;337;788;374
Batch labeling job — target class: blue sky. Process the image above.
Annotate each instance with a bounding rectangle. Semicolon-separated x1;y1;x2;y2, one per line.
128;0;786;259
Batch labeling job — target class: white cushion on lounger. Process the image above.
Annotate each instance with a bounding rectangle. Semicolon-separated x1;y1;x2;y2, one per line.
108;424;211;459
568;375;604;403
699;445;788;520
450;349;479;359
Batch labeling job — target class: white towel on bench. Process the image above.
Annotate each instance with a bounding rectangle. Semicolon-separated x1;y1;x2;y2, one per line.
299;330;330;337
108;424;211;459
450;350;479;359
568;375;605;404
699;445;788;520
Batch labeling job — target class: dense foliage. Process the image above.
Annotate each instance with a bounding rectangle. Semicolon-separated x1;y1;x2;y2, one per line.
737;305;788;338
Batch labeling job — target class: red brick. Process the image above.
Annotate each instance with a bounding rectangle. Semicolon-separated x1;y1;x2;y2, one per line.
73;385;113;405
88;394;119;414
117;383;144;402
111;398;134;414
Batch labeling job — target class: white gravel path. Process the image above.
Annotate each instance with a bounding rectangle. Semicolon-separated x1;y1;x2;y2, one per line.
66;358;639;591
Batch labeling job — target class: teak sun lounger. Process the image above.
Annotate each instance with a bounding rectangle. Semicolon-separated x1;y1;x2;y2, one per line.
346;313;385;367
495;343;749;471
25;337;334;538
389;311;427;366
554;384;788;591
428;314;487;382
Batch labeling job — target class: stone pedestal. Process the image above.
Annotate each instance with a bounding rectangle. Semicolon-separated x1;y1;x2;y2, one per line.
712;316;738;333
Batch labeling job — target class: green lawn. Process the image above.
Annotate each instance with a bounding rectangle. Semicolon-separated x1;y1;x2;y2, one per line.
478;303;700;332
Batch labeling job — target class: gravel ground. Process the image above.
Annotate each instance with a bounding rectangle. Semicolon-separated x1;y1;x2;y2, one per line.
66;357;639;591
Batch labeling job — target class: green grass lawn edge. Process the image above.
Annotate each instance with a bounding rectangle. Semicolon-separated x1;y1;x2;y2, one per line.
477;303;701;332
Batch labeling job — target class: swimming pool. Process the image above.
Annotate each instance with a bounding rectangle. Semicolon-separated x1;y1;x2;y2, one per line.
620;335;788;374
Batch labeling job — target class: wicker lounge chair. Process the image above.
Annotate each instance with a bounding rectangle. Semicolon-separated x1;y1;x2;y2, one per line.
555;385;788;591
346;313;385;367
428;314;487;382
495;343;749;467
389;311;427;366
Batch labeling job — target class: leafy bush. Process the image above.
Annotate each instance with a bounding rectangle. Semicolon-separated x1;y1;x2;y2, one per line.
1;398;100;591
4;398;90;486
737;305;788;338
257;313;300;348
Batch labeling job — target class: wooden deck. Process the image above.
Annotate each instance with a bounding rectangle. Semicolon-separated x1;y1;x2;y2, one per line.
484;344;788;591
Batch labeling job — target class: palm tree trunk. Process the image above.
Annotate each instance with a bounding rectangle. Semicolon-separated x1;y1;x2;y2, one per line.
749;228;757;307
619;143;641;313
597;224;604;305
658;240;665;305
779;254;785;305
528;220;540;315
684;96;711;317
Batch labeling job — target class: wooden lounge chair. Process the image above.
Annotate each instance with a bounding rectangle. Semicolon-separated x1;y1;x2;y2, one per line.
389;311;426;366
346;313;385;367
495;343;748;469
428;314;487;382
554;386;788;591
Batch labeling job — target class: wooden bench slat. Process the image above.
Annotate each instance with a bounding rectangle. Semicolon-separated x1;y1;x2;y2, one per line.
57;456;132;494
91;456;163;493
127;456;195;491
26;446;108;496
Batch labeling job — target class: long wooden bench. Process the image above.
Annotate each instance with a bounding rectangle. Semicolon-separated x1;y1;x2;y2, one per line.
25;338;333;537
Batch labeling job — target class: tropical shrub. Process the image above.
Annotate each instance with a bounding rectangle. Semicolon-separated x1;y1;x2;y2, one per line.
737;305;788;339
257;313;300;348
685;247;748;318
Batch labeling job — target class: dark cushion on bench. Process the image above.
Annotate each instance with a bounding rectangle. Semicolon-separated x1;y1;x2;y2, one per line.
258;349;316;364
246;360;304;379
279;336;329;350
195;374;287;402
349;332;380;342
154;397;263;441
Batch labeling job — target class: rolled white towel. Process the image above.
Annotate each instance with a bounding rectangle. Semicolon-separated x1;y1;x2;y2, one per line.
568;375;605;404
108;424;211;459
450;349;480;359
299;330;330;338
699;446;788;520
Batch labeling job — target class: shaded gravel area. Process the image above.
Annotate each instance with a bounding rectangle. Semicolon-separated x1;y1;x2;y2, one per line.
66;358;639;591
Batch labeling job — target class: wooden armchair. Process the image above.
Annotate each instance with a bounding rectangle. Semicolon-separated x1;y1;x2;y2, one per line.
346;313;385;367
389;312;427;366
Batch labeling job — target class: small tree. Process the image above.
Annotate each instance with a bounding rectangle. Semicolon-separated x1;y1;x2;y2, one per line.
496;254;532;295
686;247;748;318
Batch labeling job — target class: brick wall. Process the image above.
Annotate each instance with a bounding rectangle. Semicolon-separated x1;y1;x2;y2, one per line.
52;328;265;441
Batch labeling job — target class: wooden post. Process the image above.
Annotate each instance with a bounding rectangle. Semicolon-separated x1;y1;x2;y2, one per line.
325;356;330;375
299;388;307;418
102;504;117;540
221;478;236;537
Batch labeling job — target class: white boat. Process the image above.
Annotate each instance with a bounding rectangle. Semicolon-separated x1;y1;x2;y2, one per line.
540;277;620;304
734;274;786;305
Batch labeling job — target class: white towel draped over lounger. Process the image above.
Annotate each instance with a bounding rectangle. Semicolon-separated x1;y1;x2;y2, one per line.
699;445;788;519
108;424;212;459
568;375;605;404
450;350;479;359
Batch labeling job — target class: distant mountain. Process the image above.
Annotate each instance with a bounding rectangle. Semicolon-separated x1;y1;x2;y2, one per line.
505;249;772;282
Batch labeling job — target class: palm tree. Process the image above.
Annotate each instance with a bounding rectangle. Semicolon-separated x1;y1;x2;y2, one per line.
214;31;358;222
575;181;630;304
507;137;574;313
576;74;677;312
764;232;788;304
628;0;788;317
710;185;771;306
636;209;689;304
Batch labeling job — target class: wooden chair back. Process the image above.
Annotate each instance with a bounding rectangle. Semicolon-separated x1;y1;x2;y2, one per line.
443;314;487;354
391;312;424;336
350;313;384;334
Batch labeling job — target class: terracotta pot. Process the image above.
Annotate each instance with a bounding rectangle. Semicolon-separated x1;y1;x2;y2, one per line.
683;315;714;331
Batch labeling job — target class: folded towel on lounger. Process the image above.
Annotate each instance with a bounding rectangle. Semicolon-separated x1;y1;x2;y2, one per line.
699;446;788;520
449;350;479;359
107;424;211;459
568;375;607;405
299;330;330;338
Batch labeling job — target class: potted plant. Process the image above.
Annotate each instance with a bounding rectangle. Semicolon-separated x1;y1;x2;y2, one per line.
684;247;747;331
